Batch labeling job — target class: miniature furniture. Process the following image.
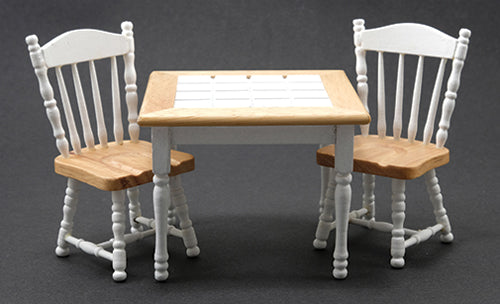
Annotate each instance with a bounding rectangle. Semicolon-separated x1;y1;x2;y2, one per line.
26;22;199;281
314;19;471;269
138;70;370;280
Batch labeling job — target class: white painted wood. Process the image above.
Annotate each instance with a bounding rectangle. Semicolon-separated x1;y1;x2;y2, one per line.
318;152;330;214
26;35;70;158
333;171;352;279
424;169;453;242
423;59;447;145
359;23;457;58
127;187;143;233
404;223;443;248
89;60;108;147
55;67;82;154
349;214;418;235
362;174;375;220
122;21;140;143
377;52;386;138
353;19;370;136
65;236;113;261
171;126;336;145
111;56;124;144
390;178;406;268
71;63;95;149
41;29;131;68
314;168;337;249
333;125;354;279
170;176;200;257
407;56;424;142
55;178;81;256
393;54;404;140
111;190;127;281
152;127;171;281
436;29;471;148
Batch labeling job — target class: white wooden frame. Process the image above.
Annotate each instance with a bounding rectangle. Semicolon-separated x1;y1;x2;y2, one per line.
150;124;355;280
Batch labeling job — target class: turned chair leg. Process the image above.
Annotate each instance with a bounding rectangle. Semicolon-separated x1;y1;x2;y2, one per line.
424;169;454;243
362;173;376;220
127;187;143;233
167;201;178;226
111;190;127;281
314;168;336;249
55;178;81;257
391;178;406;268
319;163;330;214
170;176;200;257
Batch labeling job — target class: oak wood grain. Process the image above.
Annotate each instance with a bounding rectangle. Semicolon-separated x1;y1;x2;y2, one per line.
317;135;450;180
54;140;194;191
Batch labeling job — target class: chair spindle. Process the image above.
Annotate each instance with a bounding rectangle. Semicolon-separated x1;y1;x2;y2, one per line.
393;54;405;140
423;58;447;145
377;52;386;138
110;56;124;144
56;67;82;154
71;63;95;149
89;60;108;148
408;56;424;142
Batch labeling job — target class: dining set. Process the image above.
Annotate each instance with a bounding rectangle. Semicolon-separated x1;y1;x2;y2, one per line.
26;18;470;281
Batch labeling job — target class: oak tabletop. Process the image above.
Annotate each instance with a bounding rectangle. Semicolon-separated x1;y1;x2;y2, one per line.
138;70;370;127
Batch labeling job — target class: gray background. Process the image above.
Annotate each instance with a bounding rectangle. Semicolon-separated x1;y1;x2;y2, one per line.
1;0;499;303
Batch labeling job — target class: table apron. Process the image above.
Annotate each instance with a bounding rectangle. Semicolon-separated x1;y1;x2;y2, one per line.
169;125;337;145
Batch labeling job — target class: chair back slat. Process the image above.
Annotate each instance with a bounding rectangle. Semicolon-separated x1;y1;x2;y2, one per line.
122;22;140;143
41;29;131;68
27;22;137;157
359;23;457;59
436;29;471;148
423;58;447;145
71;63;95;149
110;56;124;144
89;60;108;147
393;54;405;140
353;19;470;149
408;56;425;142
377;52;386;138
55;67;82;154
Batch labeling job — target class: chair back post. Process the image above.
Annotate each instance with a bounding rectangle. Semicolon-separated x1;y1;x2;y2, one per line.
353;19;370;136
121;21;140;143
26;35;70;158
436;29;471;148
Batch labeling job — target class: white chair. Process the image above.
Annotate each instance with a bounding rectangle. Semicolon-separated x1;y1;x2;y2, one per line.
26;21;199;281
314;19;470;270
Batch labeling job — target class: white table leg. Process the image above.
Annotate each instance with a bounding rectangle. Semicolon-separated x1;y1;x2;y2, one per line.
332;125;354;279
152;127;171;281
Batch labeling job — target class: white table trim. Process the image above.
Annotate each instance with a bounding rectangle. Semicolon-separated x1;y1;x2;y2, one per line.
151;124;354;280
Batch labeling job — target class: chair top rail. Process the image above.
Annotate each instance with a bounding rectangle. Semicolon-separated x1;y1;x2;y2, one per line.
42;29;131;68
360;23;457;59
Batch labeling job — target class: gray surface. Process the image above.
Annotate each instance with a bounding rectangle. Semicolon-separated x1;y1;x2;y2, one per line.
1;0;499;303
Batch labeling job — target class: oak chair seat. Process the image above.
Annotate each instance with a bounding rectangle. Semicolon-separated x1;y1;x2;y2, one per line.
316;135;449;180
55;140;195;191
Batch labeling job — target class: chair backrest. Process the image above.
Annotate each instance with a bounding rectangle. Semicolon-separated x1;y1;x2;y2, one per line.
352;19;470;148
26;21;139;158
